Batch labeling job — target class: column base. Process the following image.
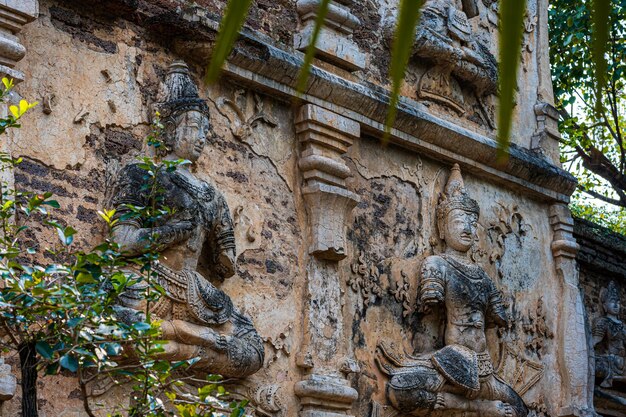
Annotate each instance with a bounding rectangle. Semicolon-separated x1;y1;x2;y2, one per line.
295;374;358;417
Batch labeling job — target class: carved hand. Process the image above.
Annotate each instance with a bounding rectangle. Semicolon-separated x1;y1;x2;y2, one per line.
420;292;442;314
152;220;194;248
422;291;444;305
461;46;485;67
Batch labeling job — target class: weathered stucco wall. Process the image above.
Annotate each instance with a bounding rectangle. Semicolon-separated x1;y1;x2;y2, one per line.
574;219;626;416
0;0;596;416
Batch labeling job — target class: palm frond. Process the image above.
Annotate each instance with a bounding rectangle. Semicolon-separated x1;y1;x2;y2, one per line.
206;0;254;83
384;0;424;142
497;0;527;160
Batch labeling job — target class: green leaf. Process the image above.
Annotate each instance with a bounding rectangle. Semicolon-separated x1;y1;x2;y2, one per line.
67;317;83;328
76;272;96;284
2;78;12;91
8;105;18;119
60;354;78;372
205;0;254;83
36;341;54;360
496;0;527;160
295;0;331;94
42;200;60;209
132;321;152;332
384;0;425;141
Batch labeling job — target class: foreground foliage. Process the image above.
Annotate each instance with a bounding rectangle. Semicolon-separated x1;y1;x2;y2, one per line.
0;80;246;417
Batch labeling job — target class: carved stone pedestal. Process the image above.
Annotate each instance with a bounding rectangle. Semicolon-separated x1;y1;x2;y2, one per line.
532;102;561;163
294;0;365;72
295;374;358;417
295;104;360;417
296;104;360;260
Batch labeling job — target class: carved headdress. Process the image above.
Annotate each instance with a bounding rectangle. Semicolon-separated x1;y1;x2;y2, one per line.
600;281;621;311
437;164;480;238
154;61;209;124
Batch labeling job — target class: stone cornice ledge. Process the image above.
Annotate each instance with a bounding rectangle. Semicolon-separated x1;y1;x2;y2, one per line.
157;5;577;203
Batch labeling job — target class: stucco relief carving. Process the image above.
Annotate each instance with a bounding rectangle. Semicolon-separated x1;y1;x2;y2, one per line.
593;281;626;389
409;0;498;126
496;342;545;397
522;297;553;359
376;164;528;417
349;251;384;308
249;384;285;416
471;202;539;291
264;324;293;365
215;89;277;142
389;270;413;319
109;61;264;378
592;280;626;414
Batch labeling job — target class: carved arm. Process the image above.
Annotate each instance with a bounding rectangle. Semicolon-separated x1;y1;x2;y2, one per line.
486;285;508;328
113;221;194;256
592;318;608;349
419;260;445;308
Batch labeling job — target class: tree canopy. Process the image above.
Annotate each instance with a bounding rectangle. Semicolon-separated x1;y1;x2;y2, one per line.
550;0;626;233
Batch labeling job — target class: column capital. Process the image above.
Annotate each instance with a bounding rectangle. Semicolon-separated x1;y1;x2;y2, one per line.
0;0;39;83
294;0;365;71
297;104;360;260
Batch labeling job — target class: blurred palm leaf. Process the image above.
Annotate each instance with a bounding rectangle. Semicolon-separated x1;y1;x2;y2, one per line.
497;0;527;160
591;0;610;114
384;0;424;141
205;0;254;83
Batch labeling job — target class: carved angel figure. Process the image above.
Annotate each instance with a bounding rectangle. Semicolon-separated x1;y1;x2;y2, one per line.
593;281;626;388
110;61;264;378
377;164;527;417
409;0;497;124
414;0;497;93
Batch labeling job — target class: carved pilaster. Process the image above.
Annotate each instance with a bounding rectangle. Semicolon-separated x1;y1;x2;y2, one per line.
0;0;39;83
294;0;365;72
550;204;595;417
296;104;360;260
295;104;359;417
532;102;561;164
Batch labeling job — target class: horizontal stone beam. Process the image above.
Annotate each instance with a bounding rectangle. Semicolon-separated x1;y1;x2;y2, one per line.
64;0;577;203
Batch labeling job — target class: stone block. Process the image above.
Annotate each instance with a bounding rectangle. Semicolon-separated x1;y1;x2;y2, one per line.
0;1;39;20
294;0;365;71
294;25;365;72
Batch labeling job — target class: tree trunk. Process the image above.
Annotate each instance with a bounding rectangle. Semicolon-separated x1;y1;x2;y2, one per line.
19;342;38;417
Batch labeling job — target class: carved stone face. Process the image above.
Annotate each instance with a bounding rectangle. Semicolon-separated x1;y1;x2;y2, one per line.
604;298;621;316
172;110;210;163
443;208;478;253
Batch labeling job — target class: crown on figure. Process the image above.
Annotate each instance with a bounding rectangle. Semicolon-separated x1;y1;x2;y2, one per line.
437;164;480;228
154;61;209;124
600;281;621;306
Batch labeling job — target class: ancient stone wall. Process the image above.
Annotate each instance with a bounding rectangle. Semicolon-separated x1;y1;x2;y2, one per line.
0;0;597;416
575;219;626;416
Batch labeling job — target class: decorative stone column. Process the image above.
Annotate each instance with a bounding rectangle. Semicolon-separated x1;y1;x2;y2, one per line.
294;0;365;72
0;2;38;412
0;0;39;84
294;104;360;417
550;204;594;417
